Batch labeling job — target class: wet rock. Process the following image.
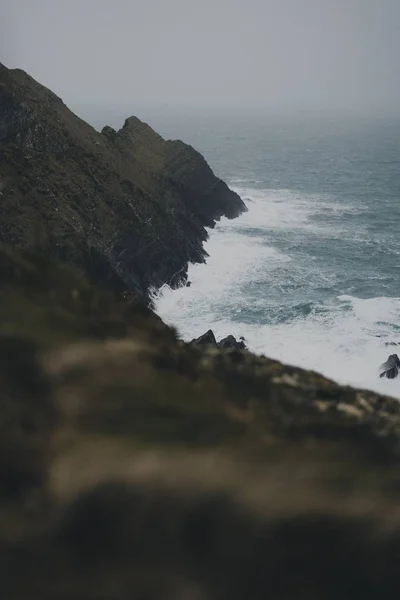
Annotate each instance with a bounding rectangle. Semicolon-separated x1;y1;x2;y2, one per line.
379;354;400;379
190;329;218;347
190;331;247;350
218;335;247;350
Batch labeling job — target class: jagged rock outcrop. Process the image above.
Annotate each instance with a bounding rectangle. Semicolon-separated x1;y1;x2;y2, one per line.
0;63;246;299
218;334;247;349
190;328;218;347
191;329;247;349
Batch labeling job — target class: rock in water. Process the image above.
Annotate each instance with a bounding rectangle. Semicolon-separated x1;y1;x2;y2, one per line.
379;354;400;379
218;335;247;350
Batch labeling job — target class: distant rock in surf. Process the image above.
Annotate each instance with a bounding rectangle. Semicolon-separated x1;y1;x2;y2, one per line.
218;335;247;350
379;354;400;379
190;330;247;350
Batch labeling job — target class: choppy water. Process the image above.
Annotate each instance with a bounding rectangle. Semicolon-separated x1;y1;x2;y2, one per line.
149;112;400;397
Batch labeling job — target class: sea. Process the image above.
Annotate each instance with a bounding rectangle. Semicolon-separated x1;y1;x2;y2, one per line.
140;110;400;398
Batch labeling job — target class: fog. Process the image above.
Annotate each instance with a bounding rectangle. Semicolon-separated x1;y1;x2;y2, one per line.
2;0;400;118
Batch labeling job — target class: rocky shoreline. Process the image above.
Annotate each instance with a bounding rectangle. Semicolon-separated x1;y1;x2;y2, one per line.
2;64;400;599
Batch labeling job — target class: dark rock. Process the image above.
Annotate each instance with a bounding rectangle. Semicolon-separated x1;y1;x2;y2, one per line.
0;62;246;302
218;335;247;350
100;125;118;143
190;329;218;347
191;331;247;350
379;354;400;379
186;281;192;287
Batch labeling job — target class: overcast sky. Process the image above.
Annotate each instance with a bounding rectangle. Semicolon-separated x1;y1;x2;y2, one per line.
2;0;400;116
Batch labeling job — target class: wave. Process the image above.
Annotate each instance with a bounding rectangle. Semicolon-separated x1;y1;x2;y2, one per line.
155;186;400;399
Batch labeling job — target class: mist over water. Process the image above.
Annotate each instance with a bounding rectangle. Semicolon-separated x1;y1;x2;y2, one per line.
153;113;400;398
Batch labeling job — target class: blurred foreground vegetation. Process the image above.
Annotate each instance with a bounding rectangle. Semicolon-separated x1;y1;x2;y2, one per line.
1;243;400;599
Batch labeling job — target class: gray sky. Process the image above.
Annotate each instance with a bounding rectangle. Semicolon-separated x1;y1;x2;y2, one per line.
2;0;400;115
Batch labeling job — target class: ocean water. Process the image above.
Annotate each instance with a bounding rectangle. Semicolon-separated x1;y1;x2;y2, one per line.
150;112;400;398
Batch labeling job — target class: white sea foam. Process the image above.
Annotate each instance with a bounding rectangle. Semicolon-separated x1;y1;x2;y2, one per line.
235;296;400;399
154;187;400;399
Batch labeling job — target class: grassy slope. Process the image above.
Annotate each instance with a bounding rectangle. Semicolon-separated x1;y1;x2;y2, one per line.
1;244;400;598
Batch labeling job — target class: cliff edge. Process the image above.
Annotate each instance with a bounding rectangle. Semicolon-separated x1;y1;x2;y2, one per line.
0;63;246;298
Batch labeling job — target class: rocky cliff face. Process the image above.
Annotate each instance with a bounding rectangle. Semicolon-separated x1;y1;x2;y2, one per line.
0;63;246;298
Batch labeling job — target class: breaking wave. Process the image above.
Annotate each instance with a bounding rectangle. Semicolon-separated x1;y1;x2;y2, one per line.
155;186;400;398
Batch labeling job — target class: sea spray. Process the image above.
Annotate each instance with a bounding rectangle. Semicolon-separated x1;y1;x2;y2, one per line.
155;187;400;399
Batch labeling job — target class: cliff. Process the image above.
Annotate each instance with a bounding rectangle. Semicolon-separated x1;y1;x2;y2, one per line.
0;63;246;298
2;64;400;599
